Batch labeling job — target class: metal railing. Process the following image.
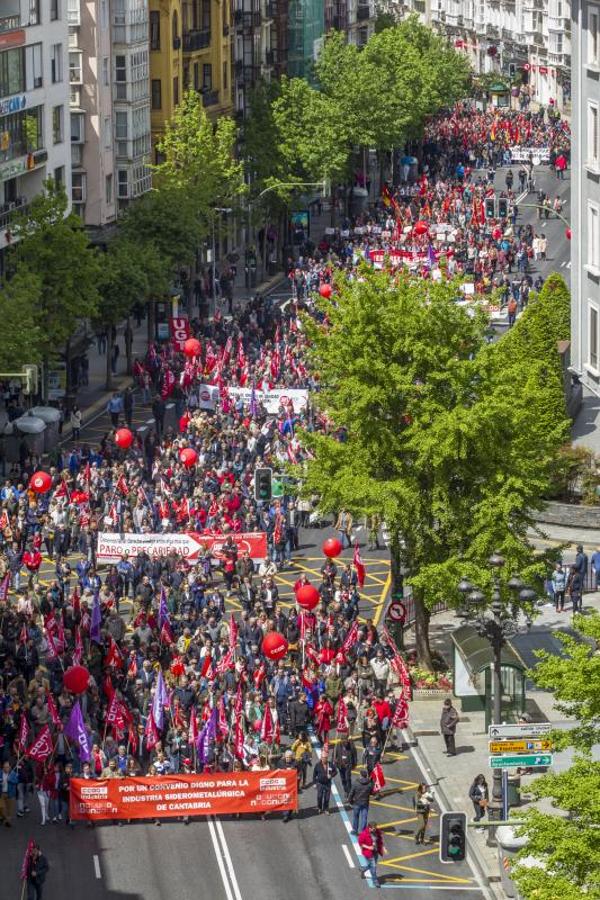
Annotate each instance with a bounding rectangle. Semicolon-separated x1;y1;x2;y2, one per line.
182;30;211;50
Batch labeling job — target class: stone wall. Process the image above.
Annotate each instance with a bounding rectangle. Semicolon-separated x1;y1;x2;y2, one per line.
535;501;600;529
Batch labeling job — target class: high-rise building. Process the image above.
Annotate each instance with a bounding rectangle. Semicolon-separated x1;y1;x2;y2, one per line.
150;0;233;157
0;0;72;274
232;0;276;119
570;0;600;390
288;0;324;78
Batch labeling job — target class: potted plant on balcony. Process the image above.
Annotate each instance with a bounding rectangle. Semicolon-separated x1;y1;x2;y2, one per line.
24;114;38;170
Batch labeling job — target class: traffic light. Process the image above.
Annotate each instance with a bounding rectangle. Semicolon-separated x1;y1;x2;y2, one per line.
440;811;467;863
254;467;272;502
498;197;509;219
393;573;404;599
484;197;496;219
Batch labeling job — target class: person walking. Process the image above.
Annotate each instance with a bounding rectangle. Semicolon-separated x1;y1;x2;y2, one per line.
440;698;459;756
291;731;312;789
335;509;353;550
551;562;566;612
152;394;165;437
0;760;18;826
469;773;489;824
358;821;386;887
280;750;299;823
414;783;435;844
70;405;82;441
348;768;375;836
334;735;357;797
566;564;583;614
26;843;50;900
313;750;337;815
106;392;123;428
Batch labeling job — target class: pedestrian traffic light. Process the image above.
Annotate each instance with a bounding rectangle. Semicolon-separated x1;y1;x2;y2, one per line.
439;811;467;863
498;197;509;219
254;467;272;502
484;198;496;219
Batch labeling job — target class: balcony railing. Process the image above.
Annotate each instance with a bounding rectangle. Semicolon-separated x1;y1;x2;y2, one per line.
183;30;211;50
0;15;20;34
0;200;29;232
202;89;219;106
356;4;371;20
265;1;276;18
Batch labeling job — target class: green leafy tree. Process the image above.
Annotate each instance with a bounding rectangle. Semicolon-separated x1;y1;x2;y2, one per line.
120;182;202;272
299;268;569;666
511;613;600;899
0;267;43;371
10;179;101;395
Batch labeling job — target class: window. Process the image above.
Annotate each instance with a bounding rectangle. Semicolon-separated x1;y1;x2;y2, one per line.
150;11;161;50
29;0;41;25
151;78;162;109
115;55;126;82
100;0;108;29
115;111;128;140
105;173;113;204
69;51;82;83
51;0;59;20
71;172;86;203
588;101;600;169
102;57;109;86
194;62;200;91
117;169;128;198
223;61;228;91
173;75;179;106
54;166;64;188
51;44;64;83
589;7;600;66
203;64;212;90
103;115;111;148
52;105;64;144
588;202;600;271
70;111;84;142
590;305;599;370
0;48;26;98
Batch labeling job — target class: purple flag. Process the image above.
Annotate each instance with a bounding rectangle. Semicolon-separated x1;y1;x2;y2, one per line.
196;707;217;764
250;380;257;418
427;243;437;267
152;668;168;731
64;700;91;761
90;592;102;644
158;585;169;630
0;572;9;601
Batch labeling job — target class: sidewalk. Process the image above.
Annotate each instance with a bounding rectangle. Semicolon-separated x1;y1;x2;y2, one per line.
402;592;600;896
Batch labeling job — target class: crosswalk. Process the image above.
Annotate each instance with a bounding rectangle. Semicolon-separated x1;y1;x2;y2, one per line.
560;260;571;268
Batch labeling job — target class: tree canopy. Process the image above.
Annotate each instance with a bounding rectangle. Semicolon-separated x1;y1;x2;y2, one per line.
0;267;43;371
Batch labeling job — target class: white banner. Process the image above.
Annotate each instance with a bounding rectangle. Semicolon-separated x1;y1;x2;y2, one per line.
508;146;550;164
195;385;308;414
97;531;268;565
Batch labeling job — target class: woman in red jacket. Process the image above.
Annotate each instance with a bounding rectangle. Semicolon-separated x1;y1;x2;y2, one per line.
358;821;386;887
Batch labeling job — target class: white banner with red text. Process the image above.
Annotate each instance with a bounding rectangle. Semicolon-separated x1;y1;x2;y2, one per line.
97;531;268;565
195;384;308;414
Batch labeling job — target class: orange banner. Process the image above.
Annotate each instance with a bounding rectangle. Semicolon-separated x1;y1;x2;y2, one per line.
69;770;298;821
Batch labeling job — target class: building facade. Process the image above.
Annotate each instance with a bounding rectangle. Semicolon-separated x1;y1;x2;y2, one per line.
570;0;600;391
395;0;572;113
232;0;276;119
150;0;233;156
0;0;72;273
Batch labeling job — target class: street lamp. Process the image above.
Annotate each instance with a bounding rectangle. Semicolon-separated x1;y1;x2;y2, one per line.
210;207;232;309
456;552;536;834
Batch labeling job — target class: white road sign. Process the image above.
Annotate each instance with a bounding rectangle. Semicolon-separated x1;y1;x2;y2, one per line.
488;723;552;739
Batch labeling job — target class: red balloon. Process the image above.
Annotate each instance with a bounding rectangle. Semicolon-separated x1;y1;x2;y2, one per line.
319;283;333;299
30;471;52;494
179;447;197;468
184;337;201;358
565;228;572;240
323;537;343;558
63;665;90;695
115;428;133;449
296;584;320;610
261;631;289;661
414;220;429;236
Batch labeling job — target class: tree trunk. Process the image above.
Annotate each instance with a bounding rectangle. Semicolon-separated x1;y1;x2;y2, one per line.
261;217;268;283
147;298;155;346
105;328;113;392
125;316;133;376
330;183;336;227
413;588;434;671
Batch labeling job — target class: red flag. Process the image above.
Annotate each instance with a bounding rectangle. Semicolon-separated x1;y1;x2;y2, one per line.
106;693;123;726
371;762;386;793
233;717;245;760
336;698;349;733
103;675;115;702
144;710;159;750
200;655;214;679
234;683;243;717
46;692;61;728
188;707;199;745
72;587;81;616
353;542;366;588
19;623;28;645
21;839;36;881
215;650;234;676
127;654;138;679
27;725;53;761
392;696;409;729
116;474;129;496
105;636;123;669
229;613;238;650
127;723;138;755
217;698;229;740
253;662;266;689
260;704;274;744
341;621;359;653
73;627;84;665
17;713;29;751
160;621;174;645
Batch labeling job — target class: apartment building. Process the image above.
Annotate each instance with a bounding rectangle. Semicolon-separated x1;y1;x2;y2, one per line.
233;0;276;119
149;0;233;156
396;0;572;112
570;0;600;391
0;0;71;273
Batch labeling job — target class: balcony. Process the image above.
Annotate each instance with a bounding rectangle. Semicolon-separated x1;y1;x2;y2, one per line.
265;1;276;17
67;0;80;25
0;200;29;232
239;11;262;28
356;4;371;20
173;36;181;49
223;23;230;35
202;89;219;106
265;48;275;64
0;15;20;33
183;30;211;50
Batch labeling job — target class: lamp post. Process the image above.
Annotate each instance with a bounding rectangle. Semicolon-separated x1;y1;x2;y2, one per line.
456;553;536;839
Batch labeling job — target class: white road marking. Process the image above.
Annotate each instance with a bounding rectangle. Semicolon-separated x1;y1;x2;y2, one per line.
93;855;101;879
214;817;243;900
342;844;356;868
208;818;235;900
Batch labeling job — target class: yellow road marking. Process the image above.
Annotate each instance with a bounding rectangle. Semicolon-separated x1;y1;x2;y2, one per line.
373;571;391;626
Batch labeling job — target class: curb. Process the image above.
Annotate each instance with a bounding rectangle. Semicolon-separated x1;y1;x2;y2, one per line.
404;723;501;900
